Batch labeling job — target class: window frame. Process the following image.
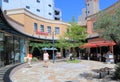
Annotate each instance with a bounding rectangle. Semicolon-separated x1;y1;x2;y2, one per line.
55;27;60;34
34;23;38;31
47;26;51;33
26;6;30;9
36;9;40;12
4;0;9;3
40;25;44;32
36;0;40;3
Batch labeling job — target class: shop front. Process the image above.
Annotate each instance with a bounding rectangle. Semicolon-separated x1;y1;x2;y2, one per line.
0;9;27;67
0;32;26;67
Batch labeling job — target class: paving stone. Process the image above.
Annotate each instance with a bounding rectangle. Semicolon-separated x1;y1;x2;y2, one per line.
11;60;116;82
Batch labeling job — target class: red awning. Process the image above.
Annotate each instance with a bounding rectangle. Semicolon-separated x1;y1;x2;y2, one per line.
80;43;97;48
80;41;116;48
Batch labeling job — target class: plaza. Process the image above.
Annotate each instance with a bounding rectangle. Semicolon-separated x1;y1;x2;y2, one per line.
11;60;116;82
0;0;120;81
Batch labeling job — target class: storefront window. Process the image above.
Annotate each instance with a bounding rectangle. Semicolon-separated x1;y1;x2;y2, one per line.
14;36;20;63
0;32;4;67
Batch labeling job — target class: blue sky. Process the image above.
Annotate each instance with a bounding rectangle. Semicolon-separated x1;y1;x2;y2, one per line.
55;0;118;22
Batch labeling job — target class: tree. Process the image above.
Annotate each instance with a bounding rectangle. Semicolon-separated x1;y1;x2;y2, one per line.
94;8;120;44
57;21;87;50
29;41;52;53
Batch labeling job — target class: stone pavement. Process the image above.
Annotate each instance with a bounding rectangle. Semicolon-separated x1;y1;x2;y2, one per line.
11;60;118;82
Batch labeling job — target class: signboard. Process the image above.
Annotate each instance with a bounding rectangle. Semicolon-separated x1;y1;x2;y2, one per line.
36;31;48;35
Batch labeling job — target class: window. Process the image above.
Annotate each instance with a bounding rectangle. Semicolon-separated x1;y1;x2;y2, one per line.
36;9;40;12
66;28;69;34
36;0;40;3
26;6;30;9
88;11;90;13
48;12;52;15
40;25;44;32
47;26;51;33
4;0;9;2
87;4;89;6
34;23;38;31
55;27;60;34
48;4;52;7
93;22;96;29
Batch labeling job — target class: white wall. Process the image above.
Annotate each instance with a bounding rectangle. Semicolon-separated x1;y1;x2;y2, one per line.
0;0;60;20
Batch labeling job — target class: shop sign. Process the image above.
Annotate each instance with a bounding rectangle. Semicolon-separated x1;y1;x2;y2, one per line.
35;31;48;35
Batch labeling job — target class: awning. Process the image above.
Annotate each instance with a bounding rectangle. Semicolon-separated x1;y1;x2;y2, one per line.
80;43;97;48
80;41;116;48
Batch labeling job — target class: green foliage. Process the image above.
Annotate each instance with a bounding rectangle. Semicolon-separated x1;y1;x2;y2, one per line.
94;8;120;42
113;63;120;80
29;42;52;53
57;22;87;49
32;57;39;62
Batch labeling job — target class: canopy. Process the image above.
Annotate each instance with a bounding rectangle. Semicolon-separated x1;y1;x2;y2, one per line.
80;43;97;48
80;41;116;48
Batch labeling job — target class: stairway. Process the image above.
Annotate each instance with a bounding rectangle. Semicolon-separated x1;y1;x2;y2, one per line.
0;64;21;82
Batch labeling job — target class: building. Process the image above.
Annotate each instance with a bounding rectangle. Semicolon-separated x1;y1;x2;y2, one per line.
0;0;61;20
0;0;69;67
78;0;100;26
83;0;120;62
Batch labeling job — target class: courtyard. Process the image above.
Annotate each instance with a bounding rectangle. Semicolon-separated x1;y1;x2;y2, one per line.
11;60;117;82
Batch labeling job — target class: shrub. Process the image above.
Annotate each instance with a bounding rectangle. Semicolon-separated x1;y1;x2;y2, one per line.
113;63;120;80
32;57;39;62
67;59;80;63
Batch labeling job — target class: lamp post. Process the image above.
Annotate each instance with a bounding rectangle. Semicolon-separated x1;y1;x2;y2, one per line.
52;32;55;63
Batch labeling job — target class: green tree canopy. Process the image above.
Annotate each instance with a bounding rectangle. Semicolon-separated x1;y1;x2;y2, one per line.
94;8;120;43
56;21;87;49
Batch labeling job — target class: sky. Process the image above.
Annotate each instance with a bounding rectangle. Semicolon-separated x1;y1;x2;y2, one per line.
55;0;118;22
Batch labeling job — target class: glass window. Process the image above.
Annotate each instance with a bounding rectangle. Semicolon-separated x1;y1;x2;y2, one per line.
48;4;52;7
48;12;52;15
14;36;20;63
40;25;44;32
36;9;40;12
93;22;96;30
26;6;30;9
34;23;38;31
55;27;60;34
4;0;9;3
0;33;4;41
66;28;69;34
36;0;40;3
87;4;89;6
88;11;90;13
47;26;51;33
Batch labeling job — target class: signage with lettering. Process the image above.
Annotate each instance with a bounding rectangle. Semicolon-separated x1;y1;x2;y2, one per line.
35;31;48;35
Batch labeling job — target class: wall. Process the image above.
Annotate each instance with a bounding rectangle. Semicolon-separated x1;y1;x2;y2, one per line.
1;0;57;20
6;9;69;40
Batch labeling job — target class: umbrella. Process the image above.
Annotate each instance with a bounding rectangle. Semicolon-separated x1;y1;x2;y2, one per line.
41;47;57;50
41;47;50;50
50;47;57;50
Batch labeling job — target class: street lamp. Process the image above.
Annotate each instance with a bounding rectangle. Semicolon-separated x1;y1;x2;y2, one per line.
52;32;55;63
